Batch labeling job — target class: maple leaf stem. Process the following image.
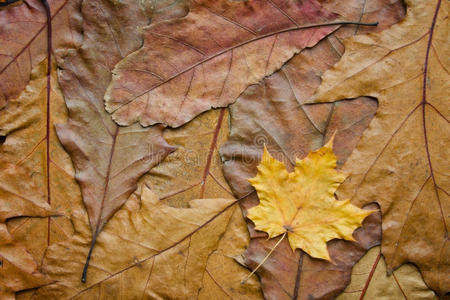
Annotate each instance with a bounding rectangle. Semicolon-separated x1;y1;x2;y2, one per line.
241;232;287;284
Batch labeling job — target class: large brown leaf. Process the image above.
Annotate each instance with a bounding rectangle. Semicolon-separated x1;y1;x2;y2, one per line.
313;0;449;295
36;185;261;299
219;1;406;298
54;0;179;281
104;0;342;127
0;161;53;299
0;0;81;109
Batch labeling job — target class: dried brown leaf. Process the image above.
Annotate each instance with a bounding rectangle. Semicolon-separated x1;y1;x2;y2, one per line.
337;247;436;299
36;186;260;299
53;0;178;280
0;224;49;300
104;0;340;127
0;60;82;282
142;107;263;298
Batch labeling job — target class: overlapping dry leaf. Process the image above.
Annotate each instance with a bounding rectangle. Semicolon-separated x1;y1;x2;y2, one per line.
104;0;339;127
36;106;262;299
1;0;444;299
54;0;178;277
31;0;259;298
0;0;82;109
142;108;263;298
0;161;53;299
36;186;260;299
144;109;232;207
1;0;182;295
337;247;437;299
0;161;52;225
1;224;49;300
313;0;449;294
0;61;81;271
5;8;260;297
0;2;84;284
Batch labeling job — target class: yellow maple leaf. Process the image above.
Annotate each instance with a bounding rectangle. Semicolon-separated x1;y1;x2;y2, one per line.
247;138;374;261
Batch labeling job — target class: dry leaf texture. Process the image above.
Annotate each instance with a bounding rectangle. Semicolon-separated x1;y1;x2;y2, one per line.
143;108;263;298
0;224;49;300
38;108;262;299
145;108;232;207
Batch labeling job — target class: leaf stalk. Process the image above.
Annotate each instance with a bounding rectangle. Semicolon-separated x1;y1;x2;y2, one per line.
241;231;287;284
81;232;98;283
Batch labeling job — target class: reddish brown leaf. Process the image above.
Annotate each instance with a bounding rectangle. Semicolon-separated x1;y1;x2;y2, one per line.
54;0;180;281
104;0;342;127
0;0;81;109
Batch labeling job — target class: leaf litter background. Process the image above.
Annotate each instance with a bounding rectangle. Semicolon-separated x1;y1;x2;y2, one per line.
0;0;447;299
